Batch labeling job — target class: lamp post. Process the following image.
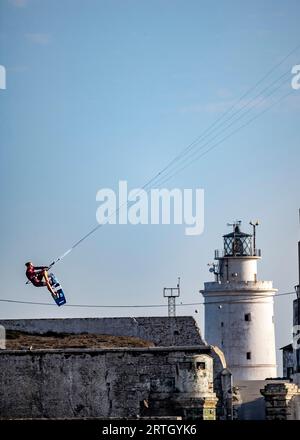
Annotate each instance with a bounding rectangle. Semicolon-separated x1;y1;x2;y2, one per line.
250;220;260;255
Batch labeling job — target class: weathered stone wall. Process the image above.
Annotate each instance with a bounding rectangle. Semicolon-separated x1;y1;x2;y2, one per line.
0;346;217;420
0;317;204;347
261;382;300;420
0;317;233;419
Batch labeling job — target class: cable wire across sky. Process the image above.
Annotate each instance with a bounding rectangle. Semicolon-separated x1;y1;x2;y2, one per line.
2;291;297;308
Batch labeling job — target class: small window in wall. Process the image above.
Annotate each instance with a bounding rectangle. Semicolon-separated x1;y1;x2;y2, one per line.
245;313;251;322
221;322;224;327
246;352;251;360
196;362;206;370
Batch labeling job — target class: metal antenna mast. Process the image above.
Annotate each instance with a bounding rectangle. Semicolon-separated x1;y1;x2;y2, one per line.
163;277;180;317
294;209;300;378
295;209;300;299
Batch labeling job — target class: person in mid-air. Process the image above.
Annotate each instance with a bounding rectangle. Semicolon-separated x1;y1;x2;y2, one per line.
25;262;56;296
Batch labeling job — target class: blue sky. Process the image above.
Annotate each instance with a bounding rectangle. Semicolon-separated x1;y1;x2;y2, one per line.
0;0;300;371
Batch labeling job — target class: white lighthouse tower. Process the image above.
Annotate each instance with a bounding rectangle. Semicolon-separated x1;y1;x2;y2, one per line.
201;221;277;381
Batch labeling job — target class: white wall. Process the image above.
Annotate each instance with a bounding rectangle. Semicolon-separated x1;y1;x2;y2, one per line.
202;254;277;381
220;257;259;282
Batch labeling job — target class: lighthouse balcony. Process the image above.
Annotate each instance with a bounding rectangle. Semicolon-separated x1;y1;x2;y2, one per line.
202;280;276;293
214;249;261;259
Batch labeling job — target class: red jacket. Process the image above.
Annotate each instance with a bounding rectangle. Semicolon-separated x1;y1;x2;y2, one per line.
26;266;47;286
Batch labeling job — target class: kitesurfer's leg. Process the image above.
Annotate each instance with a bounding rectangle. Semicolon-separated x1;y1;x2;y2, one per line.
42;270;56;296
